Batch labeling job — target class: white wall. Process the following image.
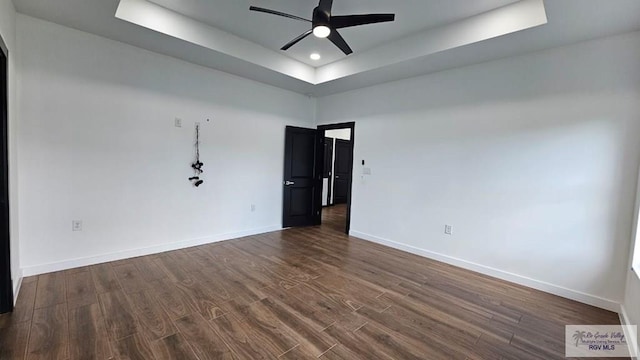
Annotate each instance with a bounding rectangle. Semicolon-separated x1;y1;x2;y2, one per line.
622;172;640;356
16;15;315;275
622;272;639;357
0;0;21;300
325;129;351;141
317;31;640;311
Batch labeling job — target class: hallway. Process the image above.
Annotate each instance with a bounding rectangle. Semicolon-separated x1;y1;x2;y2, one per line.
321;204;347;234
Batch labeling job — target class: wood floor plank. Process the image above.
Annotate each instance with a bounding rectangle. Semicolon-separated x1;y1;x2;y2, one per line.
319;344;366;360
303;281;364;313
152;254;195;283
68;303;113;359
286;283;367;331
322;321;394;360
356;304;477;359
22;276;38;284
199;267;266;305
133;256;169;283
27;304;69;360
239;299;300;356
312;273;391;312
0;320;30;360
184;247;221;269
208;314;277;360
467;334;544;360
356;322;456;360
11;279;38;323
34;272;66;309
113;262;152;294
150;333;199;360
259;297;336;356
278;344;318;360
174;313;236;360
172;278;229;321
90;263;121;294
167;250;203;273
112;333;155;360
66;270;98;309
98;290;138;340
259;285;335;332
125;290;177;341
147;278;195;320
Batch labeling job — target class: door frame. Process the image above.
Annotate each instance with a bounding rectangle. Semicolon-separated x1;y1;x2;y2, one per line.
0;33;12;313
317;122;355;234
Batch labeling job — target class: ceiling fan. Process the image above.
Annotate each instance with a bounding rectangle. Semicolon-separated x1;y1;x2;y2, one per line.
249;0;395;55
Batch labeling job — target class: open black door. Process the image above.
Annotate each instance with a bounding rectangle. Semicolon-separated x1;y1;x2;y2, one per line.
323;137;333;206
0;36;12;314
283;126;321;227
333;139;352;204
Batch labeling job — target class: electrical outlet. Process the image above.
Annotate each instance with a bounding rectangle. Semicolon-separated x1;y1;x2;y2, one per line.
251;204;256;212
175;117;182;128
72;220;83;232
444;225;452;235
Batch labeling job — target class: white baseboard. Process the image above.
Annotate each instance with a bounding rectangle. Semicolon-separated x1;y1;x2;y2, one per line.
12;269;23;305
620;304;639;360
350;230;620;312
21;225;282;277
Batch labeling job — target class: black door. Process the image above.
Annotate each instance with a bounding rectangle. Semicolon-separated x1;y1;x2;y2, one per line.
323;137;333;205
283;126;320;227
333;139;352;204
0;39;12;314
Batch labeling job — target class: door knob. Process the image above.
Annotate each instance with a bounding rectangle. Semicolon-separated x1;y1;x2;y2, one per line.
284;181;295;186
335;176;340;179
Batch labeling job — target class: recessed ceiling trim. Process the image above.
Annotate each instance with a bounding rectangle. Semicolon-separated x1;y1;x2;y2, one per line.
115;0;316;83
315;0;548;84
13;0;640;96
116;0;546;87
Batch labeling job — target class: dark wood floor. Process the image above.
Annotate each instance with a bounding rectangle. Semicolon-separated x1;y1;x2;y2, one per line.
321;204;347;233
0;206;624;359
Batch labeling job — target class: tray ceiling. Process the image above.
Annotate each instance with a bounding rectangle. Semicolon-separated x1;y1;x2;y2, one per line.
12;0;640;96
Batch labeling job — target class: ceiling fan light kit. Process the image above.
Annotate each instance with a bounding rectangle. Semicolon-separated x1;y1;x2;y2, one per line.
313;26;331;38
250;0;395;55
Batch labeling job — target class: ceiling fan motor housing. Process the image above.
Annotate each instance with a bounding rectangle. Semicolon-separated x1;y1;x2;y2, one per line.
313;6;330;29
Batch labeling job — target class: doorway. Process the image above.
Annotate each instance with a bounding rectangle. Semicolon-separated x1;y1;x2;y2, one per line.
281;123;355;234
0;34;12;314
318;123;354;234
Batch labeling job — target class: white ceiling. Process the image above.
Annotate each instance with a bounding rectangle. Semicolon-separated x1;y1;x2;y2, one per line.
11;0;640;96
146;0;519;67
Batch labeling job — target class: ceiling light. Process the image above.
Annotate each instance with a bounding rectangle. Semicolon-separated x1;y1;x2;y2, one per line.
310;53;321;61
313;25;331;38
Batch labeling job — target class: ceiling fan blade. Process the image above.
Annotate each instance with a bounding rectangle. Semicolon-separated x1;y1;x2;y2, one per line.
281;29;313;51
318;0;333;14
249;6;311;23
328;29;353;55
330;14;395;29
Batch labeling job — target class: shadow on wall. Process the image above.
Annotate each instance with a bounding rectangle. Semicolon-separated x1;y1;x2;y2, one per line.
317;32;640;121
323;32;640;303
18;15;313;119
